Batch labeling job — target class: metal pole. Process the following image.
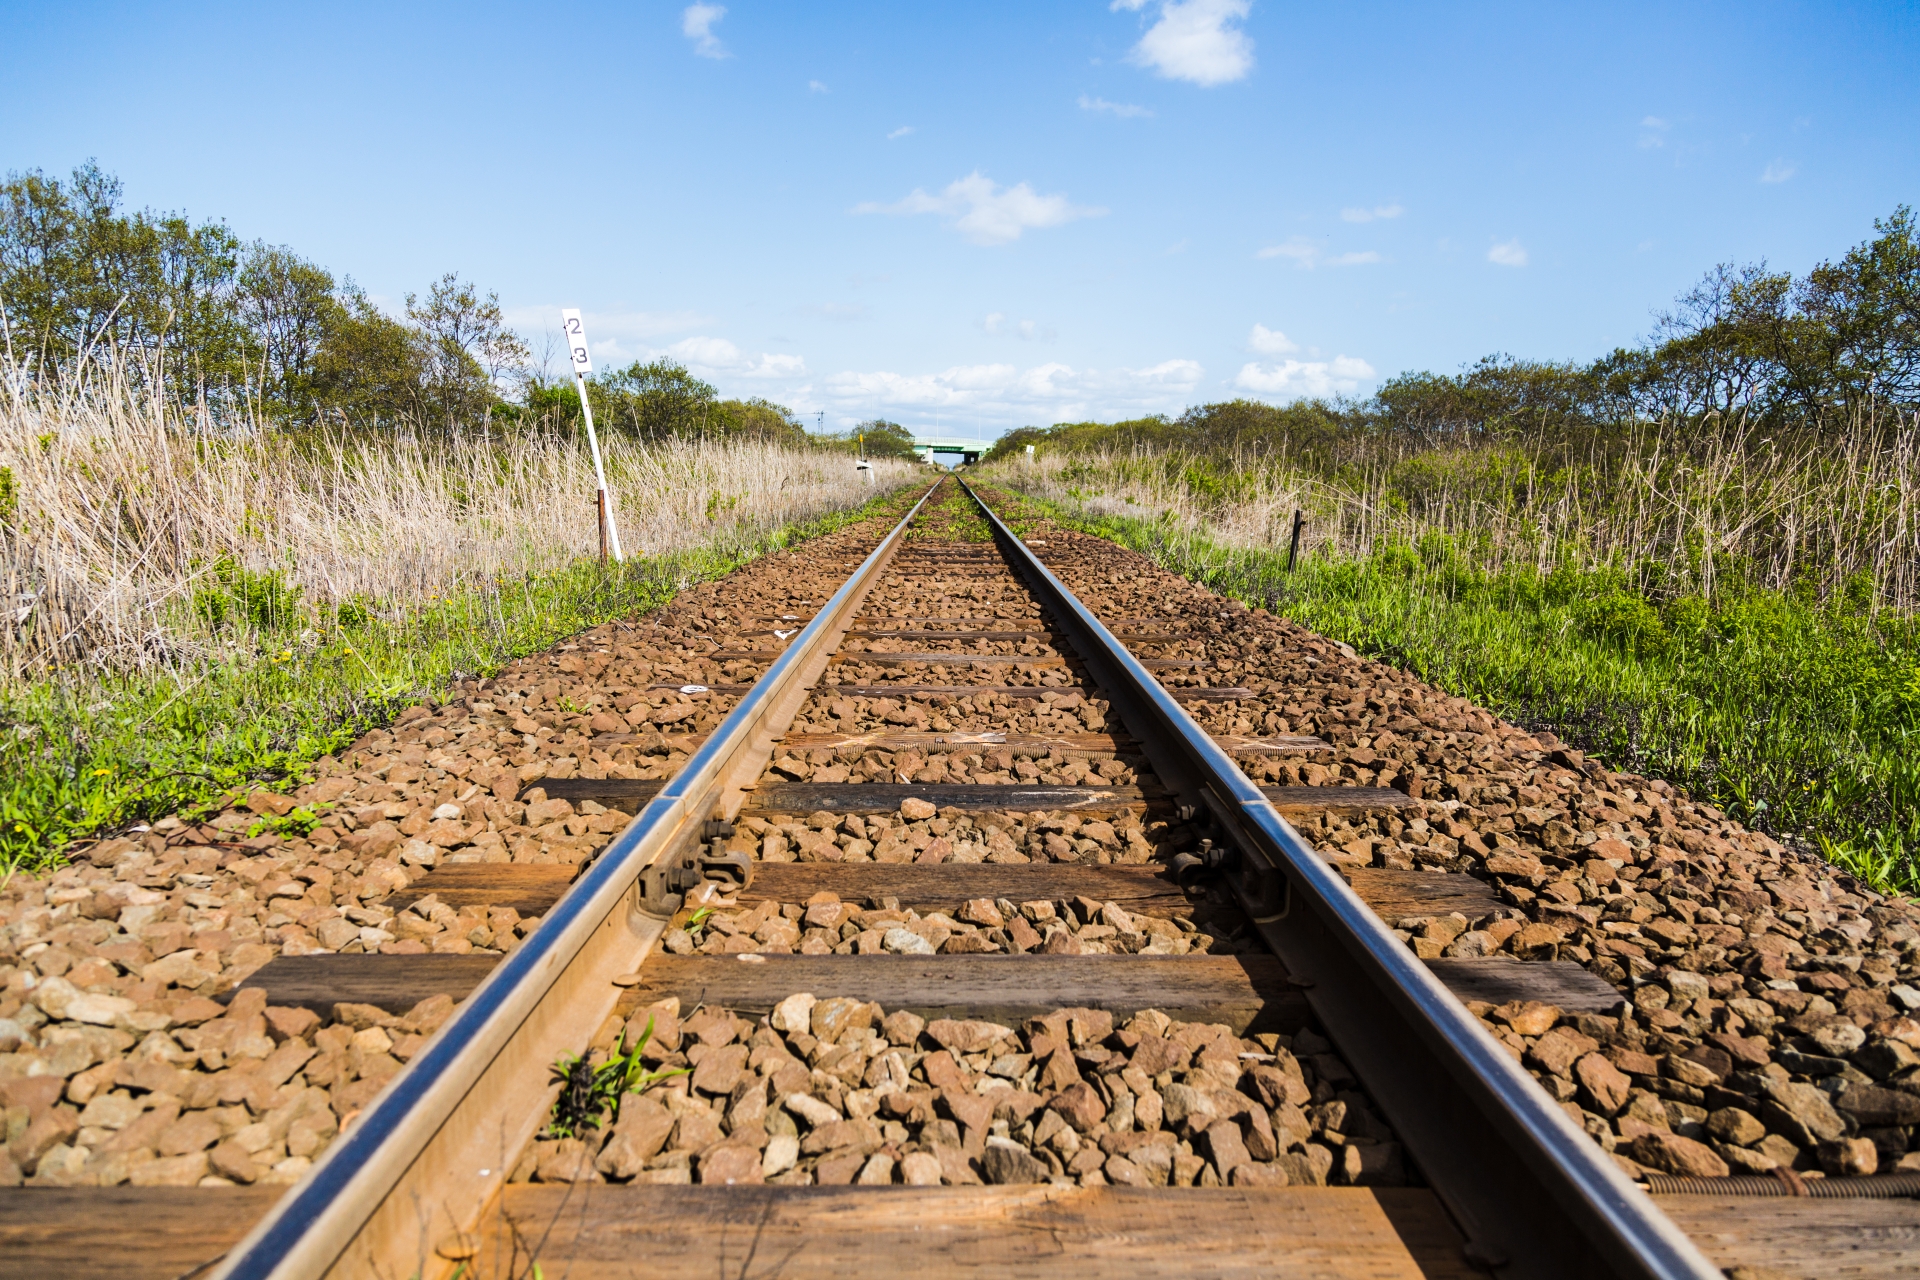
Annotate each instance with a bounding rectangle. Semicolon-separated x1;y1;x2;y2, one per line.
562;309;623;563
574;369;623;562
1286;508;1304;571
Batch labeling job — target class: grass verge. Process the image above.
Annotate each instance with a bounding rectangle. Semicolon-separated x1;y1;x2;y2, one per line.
0;486;918;876
988;484;1920;898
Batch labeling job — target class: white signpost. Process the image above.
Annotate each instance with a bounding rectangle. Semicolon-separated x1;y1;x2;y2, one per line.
562;308;623;562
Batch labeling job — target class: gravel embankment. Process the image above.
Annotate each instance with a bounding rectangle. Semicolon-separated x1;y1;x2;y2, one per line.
1004;507;1920;1182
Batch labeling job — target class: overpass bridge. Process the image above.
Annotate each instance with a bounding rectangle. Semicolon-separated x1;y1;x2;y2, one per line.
911;436;987;466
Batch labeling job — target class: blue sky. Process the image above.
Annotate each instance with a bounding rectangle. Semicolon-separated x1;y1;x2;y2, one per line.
4;2;1917;442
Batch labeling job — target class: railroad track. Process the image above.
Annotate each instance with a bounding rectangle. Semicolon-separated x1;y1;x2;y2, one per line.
5;476;1909;1278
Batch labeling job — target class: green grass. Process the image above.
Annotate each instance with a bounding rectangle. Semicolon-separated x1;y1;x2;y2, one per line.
0;486;918;876
993;486;1920;898
911;476;994;542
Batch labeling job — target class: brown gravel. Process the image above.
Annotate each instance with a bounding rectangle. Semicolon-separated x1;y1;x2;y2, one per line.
997;493;1920;1181
656;892;1230;959
513;996;1401;1190
730;802;1158;868
0;505;921;1188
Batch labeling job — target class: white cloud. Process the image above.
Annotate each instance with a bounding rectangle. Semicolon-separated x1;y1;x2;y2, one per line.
1487;239;1528;267
664;336;805;379
682;3;728;58
1248;324;1298;355
854;171;1106;246
1639;115;1670;148
808;80;829;93
1761;159;1796;184
982;313;1047;340
1257;237;1320;265
1340;204;1404;223
1078;94;1154;118
1119;0;1253;87
887;125;914;139
506;305;715;370
820;357;1203;428
1256;238;1378;269
752;353;807;378
506;305;710;340
666;335;743;367
1235;354;1375;398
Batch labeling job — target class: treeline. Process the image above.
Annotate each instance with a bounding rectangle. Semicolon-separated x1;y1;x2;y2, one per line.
0;161;924;454
988;205;1920;463
524;364;921;459
0;162;533;429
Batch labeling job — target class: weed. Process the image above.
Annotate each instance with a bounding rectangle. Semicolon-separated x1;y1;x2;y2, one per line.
544;1017;687;1139
248;805;326;840
685;906;715;940
193;554;304;633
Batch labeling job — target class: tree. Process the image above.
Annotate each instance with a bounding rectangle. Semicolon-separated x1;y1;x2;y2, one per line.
0;161;248;400
1794;204;1920;410
405;273;529;430
599;359;719;438
235;244;335;420
311;283;425;428
0;162;132;370
848;419;919;459
1627;208;1920;423
712;396;809;445
1639;261;1797;418
1;163;545;433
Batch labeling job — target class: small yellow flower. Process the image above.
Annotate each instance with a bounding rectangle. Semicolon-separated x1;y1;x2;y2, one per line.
92;768;111;777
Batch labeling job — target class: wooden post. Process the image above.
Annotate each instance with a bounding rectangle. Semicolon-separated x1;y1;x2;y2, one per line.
1286;509;1305;571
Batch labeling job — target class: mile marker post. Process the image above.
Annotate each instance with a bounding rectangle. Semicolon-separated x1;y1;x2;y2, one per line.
561;308;623;562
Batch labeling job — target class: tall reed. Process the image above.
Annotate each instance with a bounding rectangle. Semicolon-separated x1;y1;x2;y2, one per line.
991;410;1920;607
0;365;915;683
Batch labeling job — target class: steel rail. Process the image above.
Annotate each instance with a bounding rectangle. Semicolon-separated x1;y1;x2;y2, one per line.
212;482;938;1280
956;475;1721;1280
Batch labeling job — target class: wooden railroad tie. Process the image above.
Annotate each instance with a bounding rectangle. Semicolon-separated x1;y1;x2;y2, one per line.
639;683;1258;701
588;728;1329;755
238;856;1621;1022
524;779;1410;817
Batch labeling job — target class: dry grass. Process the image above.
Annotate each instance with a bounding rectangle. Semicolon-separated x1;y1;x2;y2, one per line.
990;410;1920;606
0;368;917;682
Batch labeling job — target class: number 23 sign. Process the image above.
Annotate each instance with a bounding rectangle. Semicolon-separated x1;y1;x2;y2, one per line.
562;309;592;376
